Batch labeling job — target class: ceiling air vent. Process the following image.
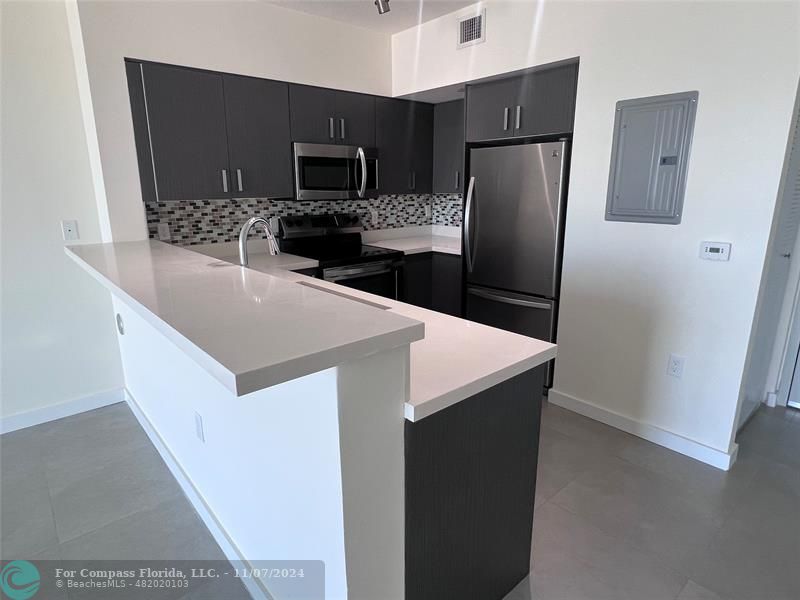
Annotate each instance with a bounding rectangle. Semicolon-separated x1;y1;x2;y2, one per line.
457;9;486;49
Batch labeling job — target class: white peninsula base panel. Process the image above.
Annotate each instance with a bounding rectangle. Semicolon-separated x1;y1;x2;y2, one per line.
113;299;406;600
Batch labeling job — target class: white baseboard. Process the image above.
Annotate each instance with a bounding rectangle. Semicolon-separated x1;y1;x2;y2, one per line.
548;389;738;471
0;388;125;434
123;390;267;600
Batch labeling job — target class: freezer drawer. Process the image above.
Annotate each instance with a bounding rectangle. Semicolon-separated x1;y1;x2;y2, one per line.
465;286;556;386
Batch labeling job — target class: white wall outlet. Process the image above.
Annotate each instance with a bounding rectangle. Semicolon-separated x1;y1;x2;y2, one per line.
424;204;431;219
194;412;206;443
61;219;79;241
369;207;379;227
667;353;686;378
157;223;171;241
699;241;731;261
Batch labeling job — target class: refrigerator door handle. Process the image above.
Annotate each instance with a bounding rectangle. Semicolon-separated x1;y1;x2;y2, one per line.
467;287;552;310
464;176;476;273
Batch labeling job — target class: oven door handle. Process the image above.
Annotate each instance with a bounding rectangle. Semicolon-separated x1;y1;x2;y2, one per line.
356;146;367;198
324;263;392;281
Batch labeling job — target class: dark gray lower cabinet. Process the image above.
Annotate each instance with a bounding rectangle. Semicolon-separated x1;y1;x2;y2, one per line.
223;75;293;199
405;367;544;600
403;252;462;316
431;253;463;316
140;62;231;201
403;254;433;309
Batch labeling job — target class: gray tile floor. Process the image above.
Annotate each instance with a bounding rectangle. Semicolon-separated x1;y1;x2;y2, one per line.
0;403;249;599
2;400;798;600
507;402;800;600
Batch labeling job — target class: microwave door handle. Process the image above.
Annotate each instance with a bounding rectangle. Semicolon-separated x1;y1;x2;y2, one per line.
356;147;367;198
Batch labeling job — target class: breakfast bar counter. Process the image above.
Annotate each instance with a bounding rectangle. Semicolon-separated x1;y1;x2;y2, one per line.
67;239;556;600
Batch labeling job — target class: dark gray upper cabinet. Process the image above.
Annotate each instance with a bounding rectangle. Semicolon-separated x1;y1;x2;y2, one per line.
141;63;231;201
465;77;519;142
223;74;293;199
289;85;338;144
466;62;578;142
513;63;578;138
334;90;376;148
125;61;156;204
289;84;375;147
433;100;465;194
376;97;414;194
376;97;433;194
411;102;433;194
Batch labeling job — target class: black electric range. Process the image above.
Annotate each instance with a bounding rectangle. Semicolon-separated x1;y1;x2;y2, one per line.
276;213;404;300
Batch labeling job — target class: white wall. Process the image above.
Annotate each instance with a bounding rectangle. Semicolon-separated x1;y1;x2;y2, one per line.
392;1;800;456
72;0;393;242
0;1;123;421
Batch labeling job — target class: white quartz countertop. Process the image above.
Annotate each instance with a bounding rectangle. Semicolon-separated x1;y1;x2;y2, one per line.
66;241;423;396
367;235;461;256
245;261;556;421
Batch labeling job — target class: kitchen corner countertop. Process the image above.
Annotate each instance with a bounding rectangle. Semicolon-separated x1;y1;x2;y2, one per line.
245;261;556;421
66;241;424;396
367;235;461;256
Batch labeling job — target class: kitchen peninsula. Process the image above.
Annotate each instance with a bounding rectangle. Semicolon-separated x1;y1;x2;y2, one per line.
66;240;555;600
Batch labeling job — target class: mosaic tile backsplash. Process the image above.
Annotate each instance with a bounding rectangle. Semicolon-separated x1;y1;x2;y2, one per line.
146;194;463;246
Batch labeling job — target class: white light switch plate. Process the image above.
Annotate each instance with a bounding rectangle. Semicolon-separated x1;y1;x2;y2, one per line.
700;241;731;261
61;219;79;241
369;208;379;227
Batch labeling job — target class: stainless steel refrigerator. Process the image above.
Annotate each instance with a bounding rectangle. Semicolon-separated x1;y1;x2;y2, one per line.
464;141;568;387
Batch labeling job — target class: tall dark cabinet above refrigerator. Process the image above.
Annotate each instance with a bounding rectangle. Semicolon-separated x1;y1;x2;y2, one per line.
464;141;568;387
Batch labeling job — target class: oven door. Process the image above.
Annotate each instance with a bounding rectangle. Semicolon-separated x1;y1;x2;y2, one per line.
294;143;378;200
323;261;401;300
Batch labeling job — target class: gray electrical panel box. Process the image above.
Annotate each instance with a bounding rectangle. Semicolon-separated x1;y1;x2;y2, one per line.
605;91;698;224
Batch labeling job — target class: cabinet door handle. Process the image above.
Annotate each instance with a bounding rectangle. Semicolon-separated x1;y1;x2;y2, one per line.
503;107;509;131
328;117;335;140
411;171;416;191
515;105;522;130
221;169;229;193
455;170;460;190
236;168;243;193
340;118;346;140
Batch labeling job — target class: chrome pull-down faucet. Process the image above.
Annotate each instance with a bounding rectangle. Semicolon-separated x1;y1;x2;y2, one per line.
239;217;280;267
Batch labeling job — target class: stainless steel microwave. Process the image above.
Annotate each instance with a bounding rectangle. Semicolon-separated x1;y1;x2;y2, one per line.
293;143;378;200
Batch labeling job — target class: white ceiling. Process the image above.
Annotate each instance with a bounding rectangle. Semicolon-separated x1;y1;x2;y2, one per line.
267;0;476;35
